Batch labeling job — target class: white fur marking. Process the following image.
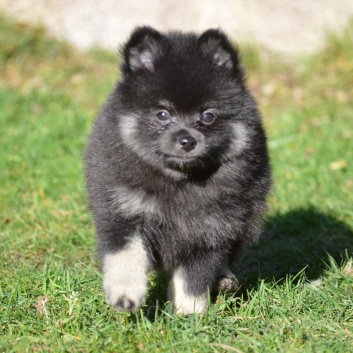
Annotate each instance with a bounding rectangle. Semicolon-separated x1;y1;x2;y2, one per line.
118;114;141;154
227;122;249;158
103;235;150;311
168;267;208;314
111;185;162;218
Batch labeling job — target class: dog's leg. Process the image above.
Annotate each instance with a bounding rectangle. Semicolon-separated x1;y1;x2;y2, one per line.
214;239;242;293
168;252;225;314
214;267;240;292
168;266;209;314
102;234;151;311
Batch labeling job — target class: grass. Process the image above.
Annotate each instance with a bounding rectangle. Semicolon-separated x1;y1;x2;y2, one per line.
1;13;353;352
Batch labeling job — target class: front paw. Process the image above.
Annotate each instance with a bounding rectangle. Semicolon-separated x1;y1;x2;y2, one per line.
102;237;150;312
105;281;146;311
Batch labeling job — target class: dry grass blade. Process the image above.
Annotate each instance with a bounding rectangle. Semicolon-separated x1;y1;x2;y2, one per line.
343;258;353;277
208;343;244;353
36;296;50;319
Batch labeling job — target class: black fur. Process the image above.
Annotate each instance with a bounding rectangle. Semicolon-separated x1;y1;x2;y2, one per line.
85;27;271;310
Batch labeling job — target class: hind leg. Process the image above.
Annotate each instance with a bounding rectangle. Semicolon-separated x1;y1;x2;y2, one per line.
214;267;240;292
213;240;243;293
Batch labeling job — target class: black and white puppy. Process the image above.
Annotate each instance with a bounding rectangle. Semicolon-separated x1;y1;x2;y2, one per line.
85;27;271;314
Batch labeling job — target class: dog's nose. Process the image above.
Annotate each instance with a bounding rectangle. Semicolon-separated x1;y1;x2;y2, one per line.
178;135;197;152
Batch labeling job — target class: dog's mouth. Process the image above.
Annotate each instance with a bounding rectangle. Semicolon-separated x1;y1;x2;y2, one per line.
164;154;204;170
163;153;221;175
162;154;222;181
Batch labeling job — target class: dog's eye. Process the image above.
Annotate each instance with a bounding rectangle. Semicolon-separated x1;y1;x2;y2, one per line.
201;112;216;126
156;111;171;123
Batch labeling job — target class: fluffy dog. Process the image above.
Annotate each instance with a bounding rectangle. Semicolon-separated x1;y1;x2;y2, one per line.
85;27;271;314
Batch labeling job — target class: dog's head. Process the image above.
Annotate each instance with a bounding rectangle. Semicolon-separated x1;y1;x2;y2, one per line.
115;27;258;179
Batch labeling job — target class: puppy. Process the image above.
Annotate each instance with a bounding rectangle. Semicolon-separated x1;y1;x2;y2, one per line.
85;27;271;314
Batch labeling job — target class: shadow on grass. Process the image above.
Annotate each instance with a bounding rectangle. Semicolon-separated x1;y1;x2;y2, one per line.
141;207;353;319
237;206;353;284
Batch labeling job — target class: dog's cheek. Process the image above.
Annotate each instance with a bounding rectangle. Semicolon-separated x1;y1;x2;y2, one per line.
118;114;141;154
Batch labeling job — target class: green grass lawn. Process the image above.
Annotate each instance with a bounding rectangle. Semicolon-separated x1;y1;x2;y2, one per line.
1;14;352;352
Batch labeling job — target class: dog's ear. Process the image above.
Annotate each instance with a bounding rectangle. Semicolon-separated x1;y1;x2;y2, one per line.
122;27;163;73
198;29;241;72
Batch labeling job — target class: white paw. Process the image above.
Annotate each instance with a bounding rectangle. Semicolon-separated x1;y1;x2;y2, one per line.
102;236;150;312
104;279;146;311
